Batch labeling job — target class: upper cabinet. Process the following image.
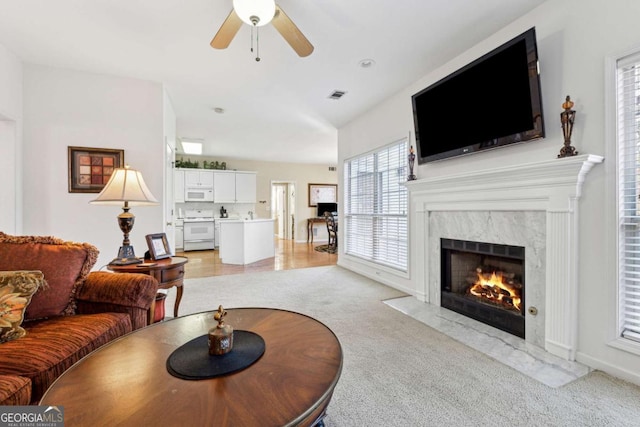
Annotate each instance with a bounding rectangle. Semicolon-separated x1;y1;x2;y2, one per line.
214;171;256;203
235;172;257;203
175;169;256;204
184;170;214;188
213;171;236;203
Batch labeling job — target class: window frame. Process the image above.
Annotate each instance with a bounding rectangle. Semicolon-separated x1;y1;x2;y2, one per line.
607;48;640;356
343;138;409;273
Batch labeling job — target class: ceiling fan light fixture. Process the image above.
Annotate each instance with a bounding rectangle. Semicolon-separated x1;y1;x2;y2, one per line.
233;0;276;27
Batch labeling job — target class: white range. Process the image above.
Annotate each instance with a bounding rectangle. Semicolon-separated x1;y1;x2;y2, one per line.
183;209;215;251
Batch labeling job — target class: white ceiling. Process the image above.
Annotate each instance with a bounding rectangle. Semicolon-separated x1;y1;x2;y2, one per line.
0;0;546;164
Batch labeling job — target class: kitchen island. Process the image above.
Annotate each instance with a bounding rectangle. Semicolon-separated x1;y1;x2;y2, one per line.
218;219;275;265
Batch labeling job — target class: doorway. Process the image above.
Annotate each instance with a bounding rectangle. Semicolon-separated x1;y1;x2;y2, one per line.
271;182;296;240
165;141;175;252
0;119;17;234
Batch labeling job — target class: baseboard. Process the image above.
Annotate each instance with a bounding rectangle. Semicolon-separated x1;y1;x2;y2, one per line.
337;260;414;296
545;339;575;361
576;351;640;386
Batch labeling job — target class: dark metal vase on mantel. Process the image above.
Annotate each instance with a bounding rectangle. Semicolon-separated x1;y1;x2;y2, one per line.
558;95;578;158
408;145;417;181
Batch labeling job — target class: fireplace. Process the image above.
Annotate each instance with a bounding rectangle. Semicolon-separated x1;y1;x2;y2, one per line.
404;155;602;360
441;238;525;338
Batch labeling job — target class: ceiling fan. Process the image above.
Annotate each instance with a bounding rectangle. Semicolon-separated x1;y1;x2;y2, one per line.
210;0;314;60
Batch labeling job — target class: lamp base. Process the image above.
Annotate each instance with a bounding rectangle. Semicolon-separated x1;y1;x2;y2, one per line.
117;244;136;259
109;245;143;266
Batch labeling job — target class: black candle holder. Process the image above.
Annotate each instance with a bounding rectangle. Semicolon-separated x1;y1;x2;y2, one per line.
558;95;578;158
408;145;417;181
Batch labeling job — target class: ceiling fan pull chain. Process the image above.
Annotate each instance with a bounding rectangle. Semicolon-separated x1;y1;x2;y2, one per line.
210;4;314;58
256;26;261;62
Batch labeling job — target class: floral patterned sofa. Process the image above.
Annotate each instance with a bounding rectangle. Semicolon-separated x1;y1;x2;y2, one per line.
0;232;158;405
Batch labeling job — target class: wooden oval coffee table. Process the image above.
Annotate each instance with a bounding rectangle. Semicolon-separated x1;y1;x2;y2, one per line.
40;308;343;426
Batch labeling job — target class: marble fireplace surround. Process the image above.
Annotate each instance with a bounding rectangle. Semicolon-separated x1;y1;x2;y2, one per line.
406;154;603;361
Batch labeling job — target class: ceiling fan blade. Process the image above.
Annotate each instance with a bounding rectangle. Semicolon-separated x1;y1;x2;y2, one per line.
271;5;314;57
210;9;243;49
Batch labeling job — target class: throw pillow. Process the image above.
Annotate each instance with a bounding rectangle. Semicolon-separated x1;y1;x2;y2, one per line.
0;233;99;319
0;271;44;343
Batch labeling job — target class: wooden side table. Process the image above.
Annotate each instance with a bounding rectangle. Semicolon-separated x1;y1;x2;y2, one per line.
107;256;188;324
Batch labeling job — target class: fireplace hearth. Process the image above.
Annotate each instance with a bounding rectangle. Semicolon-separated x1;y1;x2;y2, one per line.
441;238;525;338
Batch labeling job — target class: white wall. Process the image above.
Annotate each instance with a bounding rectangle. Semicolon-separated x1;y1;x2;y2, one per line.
22;64;165;269
0;42;23;234
338;0;640;384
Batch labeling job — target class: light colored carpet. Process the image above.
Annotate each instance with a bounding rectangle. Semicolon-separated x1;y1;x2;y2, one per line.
164;265;640;426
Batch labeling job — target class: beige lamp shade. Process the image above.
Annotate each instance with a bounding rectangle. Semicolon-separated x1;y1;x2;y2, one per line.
90;167;158;206
90;166;158;265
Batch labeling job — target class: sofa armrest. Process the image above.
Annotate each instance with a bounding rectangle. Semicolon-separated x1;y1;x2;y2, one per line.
77;272;158;309
76;272;158;329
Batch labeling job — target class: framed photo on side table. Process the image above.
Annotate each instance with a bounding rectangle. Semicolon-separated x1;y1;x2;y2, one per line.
308;183;338;207
145;233;172;260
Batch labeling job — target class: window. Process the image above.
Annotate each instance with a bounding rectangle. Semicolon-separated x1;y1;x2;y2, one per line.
344;138;408;271
617;52;640;343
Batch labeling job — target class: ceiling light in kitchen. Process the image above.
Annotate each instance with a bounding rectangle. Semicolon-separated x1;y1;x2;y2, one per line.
181;139;203;155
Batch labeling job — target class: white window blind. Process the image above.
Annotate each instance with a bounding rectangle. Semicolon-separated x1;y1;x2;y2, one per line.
618;52;640;343
344;139;408;271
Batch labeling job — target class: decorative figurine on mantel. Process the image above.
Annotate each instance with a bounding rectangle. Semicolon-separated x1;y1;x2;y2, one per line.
408;145;417;181
558;95;579;158
208;305;234;355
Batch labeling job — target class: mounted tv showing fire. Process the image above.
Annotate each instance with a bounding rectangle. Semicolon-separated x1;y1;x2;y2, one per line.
412;27;545;163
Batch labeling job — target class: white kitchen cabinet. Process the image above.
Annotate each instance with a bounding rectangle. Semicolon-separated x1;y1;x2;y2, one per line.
213;171;256;203
213;171;236;203
174;170;185;203
219;219;275;264
184;170;213;187
235;172;257;203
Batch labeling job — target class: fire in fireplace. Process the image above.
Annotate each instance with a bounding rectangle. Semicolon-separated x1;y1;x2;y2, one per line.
470;269;522;312
441;239;525;338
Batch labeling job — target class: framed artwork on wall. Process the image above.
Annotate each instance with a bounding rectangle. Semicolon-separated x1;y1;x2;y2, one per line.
308;183;338;207
145;233;172;260
68;146;124;193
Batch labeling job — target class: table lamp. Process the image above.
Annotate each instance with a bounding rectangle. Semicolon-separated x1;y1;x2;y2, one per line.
90;166;159;265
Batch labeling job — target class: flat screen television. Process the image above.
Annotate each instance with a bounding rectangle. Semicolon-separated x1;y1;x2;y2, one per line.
412;27;544;163
317;202;337;217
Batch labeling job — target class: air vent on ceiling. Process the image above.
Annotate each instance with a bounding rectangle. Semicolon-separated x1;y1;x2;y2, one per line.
328;90;347;100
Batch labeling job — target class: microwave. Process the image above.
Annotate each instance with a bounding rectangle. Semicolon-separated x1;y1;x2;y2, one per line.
185;187;213;202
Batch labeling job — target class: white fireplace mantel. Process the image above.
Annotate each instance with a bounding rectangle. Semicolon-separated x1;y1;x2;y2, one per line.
405;154;604;361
